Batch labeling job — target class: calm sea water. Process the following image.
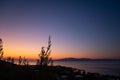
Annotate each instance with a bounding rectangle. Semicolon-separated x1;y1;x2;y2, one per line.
53;61;120;76
25;60;120;76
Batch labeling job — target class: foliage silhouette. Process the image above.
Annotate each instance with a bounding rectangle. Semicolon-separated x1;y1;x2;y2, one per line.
18;56;22;65
11;57;14;64
0;38;4;60
23;56;29;65
38;36;53;66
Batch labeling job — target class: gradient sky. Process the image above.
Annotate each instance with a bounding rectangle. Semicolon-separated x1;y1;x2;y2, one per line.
0;0;120;59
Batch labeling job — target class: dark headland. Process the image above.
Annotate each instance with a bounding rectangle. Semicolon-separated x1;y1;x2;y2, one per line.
0;60;120;80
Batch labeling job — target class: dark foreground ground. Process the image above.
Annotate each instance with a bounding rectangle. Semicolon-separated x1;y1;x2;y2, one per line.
0;60;120;80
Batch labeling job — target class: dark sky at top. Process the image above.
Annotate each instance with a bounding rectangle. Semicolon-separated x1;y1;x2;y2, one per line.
0;0;120;59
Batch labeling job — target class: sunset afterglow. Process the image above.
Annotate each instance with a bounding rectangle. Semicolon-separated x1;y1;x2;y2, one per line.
0;0;120;59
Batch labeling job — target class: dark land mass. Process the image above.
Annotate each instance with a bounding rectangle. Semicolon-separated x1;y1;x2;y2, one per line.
0;60;120;80
54;58;120;61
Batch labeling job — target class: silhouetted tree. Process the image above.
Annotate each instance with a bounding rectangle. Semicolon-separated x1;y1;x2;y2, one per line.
6;56;11;62
36;59;40;65
26;60;29;66
39;47;45;66
23;57;27;65
49;57;53;66
0;38;4;60
18;56;22;65
11;57;14;64
38;36;53;66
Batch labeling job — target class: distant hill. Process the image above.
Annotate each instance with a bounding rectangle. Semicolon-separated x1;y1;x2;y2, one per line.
54;58;120;61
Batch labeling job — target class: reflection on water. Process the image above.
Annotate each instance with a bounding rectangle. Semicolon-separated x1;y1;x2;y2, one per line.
54;61;120;76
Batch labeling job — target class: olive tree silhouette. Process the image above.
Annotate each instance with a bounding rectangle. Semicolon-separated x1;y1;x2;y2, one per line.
38;36;53;66
0;38;4;60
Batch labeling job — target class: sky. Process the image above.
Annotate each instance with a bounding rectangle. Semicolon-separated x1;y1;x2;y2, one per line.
0;0;120;59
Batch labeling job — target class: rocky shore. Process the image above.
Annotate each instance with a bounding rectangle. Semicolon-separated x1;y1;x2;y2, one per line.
0;60;120;80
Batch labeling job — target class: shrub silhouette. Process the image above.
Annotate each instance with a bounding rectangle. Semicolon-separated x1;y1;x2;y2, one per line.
0;38;4;60
18;56;22;65
38;36;53;66
11;57;14;64
36;59;40;65
23;57;29;65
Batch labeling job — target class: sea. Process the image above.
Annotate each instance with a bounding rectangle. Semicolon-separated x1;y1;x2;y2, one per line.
54;61;120;76
23;60;120;76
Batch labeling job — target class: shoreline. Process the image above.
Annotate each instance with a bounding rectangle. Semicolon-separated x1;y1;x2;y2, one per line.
0;60;120;80
12;60;120;77
29;65;120;80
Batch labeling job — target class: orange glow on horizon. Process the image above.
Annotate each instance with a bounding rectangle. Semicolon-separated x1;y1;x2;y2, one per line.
2;37;120;60
3;48;120;60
